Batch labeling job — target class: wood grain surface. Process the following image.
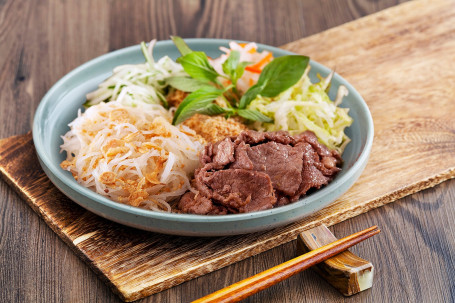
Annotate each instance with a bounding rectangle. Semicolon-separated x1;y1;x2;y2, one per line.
192;226;380;303
1;0;455;302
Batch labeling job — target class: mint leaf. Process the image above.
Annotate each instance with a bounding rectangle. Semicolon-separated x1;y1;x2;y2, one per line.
166;76;212;92
237;109;273;122
171;36;192;56
172;87;225;125
177;52;220;83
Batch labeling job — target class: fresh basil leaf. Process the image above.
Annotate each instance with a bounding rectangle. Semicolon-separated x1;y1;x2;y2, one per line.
172;87;224;125
222;51;251;87
177;52;220;83
201;103;228;115
170;36;192;56
257;55;309;97
222;51;240;78
239;83;263;109
238;55;309;108
166;76;212;92
234;61;250;84
237;109;273;122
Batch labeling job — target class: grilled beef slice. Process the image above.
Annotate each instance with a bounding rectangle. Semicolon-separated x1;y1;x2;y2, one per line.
178;130;342;214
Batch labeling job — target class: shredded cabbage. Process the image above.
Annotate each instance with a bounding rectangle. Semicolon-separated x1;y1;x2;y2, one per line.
85;40;186;107
248;68;353;154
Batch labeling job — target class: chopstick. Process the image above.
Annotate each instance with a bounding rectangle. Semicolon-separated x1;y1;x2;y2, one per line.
193;225;380;303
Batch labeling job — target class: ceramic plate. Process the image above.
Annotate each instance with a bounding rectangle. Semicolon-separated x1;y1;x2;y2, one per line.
33;39;373;236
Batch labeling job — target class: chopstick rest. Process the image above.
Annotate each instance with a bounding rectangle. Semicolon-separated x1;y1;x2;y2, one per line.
193;226;379;303
297;224;374;296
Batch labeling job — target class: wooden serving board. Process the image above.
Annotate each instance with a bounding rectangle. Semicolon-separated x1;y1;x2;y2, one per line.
1;0;455;301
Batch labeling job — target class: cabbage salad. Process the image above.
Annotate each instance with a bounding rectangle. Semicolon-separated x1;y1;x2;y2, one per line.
247;69;352;153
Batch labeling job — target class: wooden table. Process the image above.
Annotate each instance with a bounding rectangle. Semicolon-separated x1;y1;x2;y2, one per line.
1;0;454;302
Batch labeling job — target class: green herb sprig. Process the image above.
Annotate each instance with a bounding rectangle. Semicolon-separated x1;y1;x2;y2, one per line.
168;36;309;125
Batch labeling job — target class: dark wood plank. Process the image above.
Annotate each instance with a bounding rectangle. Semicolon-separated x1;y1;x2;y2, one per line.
4;0;455;303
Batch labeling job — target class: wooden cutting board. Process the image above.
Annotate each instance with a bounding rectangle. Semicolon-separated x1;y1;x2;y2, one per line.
1;0;455;301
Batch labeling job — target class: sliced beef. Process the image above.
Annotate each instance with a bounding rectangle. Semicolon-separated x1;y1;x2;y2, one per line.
276;194;291;207
234;130;294;146
212;138;235;167
290;142;332;201
247;142;303;196
178;130;342;214
235;130;267;145
295;131;332;157
230;141;254;170
178;192;213;215
178;192;228;215
203;169;275;213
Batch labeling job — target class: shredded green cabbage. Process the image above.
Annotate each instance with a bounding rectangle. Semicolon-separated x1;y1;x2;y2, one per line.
84;40;186;108
248;70;353;154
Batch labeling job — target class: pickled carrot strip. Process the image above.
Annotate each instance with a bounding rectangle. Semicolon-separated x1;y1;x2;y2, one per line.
245;52;273;73
245;66;262;73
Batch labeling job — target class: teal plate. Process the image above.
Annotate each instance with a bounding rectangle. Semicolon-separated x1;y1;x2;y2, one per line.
33;39;373;236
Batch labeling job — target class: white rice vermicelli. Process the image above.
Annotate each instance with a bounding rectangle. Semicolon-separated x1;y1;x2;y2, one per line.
60;101;204;212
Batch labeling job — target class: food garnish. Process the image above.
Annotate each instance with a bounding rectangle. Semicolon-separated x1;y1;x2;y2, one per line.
169;36;310;125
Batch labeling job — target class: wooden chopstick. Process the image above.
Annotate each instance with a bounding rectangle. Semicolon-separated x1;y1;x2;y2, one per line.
193;225;380;303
